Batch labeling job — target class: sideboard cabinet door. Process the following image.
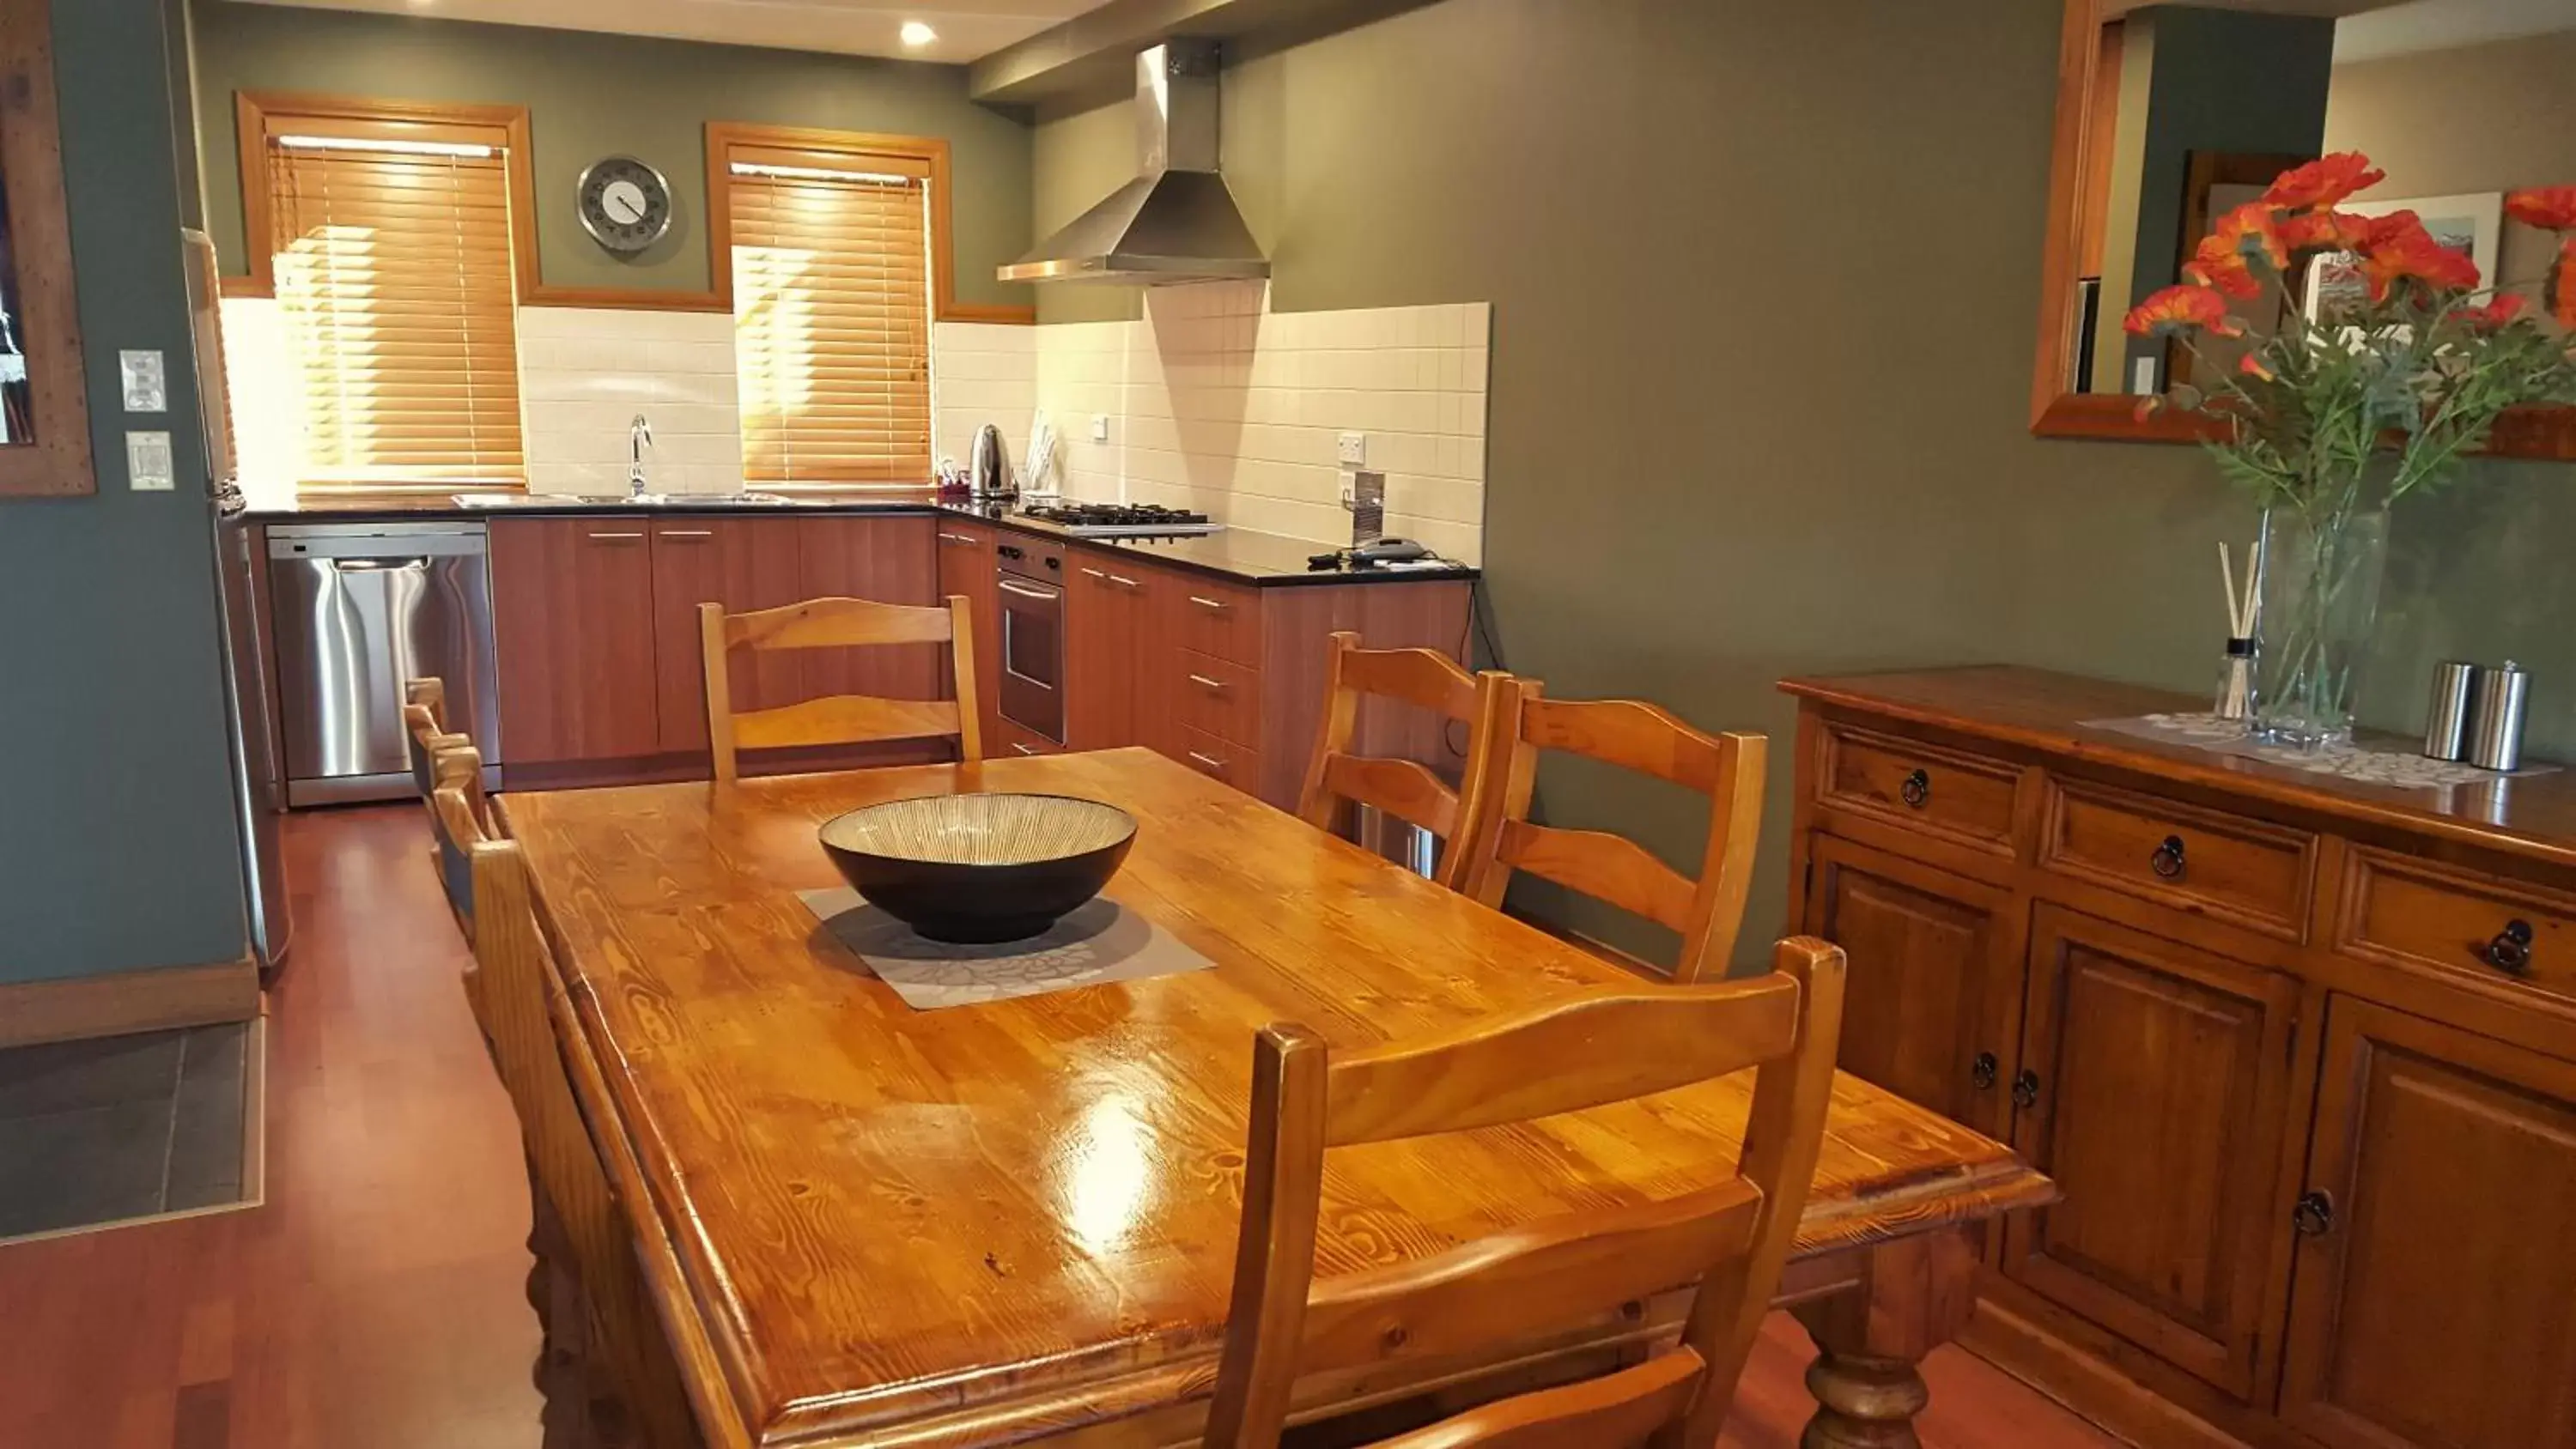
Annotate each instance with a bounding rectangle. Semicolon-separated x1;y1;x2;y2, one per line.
2004;906;2303;1403
2279;997;2576;1449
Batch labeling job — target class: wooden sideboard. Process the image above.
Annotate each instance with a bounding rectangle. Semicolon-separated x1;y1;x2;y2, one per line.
1782;666;2576;1449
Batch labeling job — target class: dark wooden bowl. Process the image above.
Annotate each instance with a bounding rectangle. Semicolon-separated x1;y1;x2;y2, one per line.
817;793;1138;944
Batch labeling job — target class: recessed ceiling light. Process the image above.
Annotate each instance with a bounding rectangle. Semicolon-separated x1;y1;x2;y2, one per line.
900;20;938;47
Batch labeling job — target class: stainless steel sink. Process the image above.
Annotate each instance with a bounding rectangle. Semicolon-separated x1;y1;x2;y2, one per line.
451;491;800;509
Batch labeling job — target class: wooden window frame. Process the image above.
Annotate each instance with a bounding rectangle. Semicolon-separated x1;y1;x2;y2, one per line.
2027;0;2576;458
0;0;95;499
714;122;946;488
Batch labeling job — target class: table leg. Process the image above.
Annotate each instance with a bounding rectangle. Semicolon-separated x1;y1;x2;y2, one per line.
1790;1228;1979;1449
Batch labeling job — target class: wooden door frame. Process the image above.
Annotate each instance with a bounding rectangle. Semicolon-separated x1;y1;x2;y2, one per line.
0;0;95;498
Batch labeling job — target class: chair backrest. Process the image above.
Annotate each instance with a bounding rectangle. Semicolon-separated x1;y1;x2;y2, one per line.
427;744;489;944
698;595;982;784
1455;686;1765;984
467;834;703;1449
1201;937;1847;1449
404;676;463;800
1293;632;1512;892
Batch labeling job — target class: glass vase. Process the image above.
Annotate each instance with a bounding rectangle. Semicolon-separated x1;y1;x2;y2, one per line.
2252;500;2390;750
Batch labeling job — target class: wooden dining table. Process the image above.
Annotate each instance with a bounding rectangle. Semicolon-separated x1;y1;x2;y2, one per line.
503;747;2054;1449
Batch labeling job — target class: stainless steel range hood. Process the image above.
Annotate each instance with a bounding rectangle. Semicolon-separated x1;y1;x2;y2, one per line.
999;41;1268;286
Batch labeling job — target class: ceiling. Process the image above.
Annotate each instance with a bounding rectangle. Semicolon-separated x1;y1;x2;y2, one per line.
2102;0;2576;59
231;0;1107;64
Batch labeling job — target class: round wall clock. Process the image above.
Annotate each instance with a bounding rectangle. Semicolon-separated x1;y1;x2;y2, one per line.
575;155;673;254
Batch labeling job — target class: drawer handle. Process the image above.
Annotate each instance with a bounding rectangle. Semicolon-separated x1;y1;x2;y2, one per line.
1080;567;1107;579
586;530;644;542
939;531;980;545
657;529;713;540
2483;919;2536;976
1011;743;1041;756
2292;1190;2335;1239
1109;574;1141;590
1971;1052;1999;1090
1189;595;1230;612
2149;834;2187;880
1188;674;1225;694
1899;768;1930;809
1187;750;1226;773
2010;1068;2041;1110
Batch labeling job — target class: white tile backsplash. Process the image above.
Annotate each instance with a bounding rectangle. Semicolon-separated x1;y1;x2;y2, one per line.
1030;282;1489;564
933;321;1038;485
517;307;744;496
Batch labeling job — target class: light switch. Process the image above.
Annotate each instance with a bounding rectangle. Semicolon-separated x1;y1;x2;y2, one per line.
1090;414;1110;443
120;350;167;412
126;430;175;490
1337;431;1368;467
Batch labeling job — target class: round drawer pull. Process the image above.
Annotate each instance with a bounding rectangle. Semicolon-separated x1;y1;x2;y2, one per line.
2010;1069;2041;1110
2150;834;2187;880
1899;768;1930;809
2483;919;2536;975
1971;1052;1999;1090
2292;1190;2336;1238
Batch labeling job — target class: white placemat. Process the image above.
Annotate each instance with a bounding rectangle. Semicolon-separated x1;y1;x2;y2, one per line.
799;890;1212;1010
2084;712;2555;786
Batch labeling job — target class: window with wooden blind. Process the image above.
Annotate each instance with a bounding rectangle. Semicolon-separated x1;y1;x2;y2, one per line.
258;111;525;489
726;140;934;485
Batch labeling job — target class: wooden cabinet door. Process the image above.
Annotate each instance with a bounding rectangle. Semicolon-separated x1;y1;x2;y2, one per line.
2004;906;2302;1402
648;518;806;754
2278;999;2576;1449
490;516;661;765
797;514;942;719
934;522;999;745
1801;836;2019;1138
1063;557;1133;752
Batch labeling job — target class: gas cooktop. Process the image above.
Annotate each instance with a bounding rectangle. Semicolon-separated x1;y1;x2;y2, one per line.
1015;502;1224;537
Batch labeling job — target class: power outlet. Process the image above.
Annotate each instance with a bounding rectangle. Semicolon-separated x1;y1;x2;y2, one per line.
1336;431;1368;467
1091;414;1110;443
126;430;175;490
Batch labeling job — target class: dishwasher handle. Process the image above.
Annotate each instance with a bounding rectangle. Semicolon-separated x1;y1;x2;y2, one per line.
329;558;430;573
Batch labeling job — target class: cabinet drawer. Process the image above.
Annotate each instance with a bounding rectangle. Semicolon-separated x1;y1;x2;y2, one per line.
1170;578;1261;666
2041;778;2317;937
1820;726;2020;850
2339;849;2576;1006
1173;724;1258;793
992;716;1064;760
1171;650;1262;748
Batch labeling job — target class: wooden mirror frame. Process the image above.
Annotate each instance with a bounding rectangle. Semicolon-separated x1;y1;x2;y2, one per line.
2027;0;2576;460
0;0;95;497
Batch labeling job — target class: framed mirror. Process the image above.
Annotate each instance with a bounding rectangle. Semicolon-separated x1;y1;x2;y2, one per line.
2027;0;2576;459
0;0;95;497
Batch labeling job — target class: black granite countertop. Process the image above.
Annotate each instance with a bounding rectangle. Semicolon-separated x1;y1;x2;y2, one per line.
938;502;1480;588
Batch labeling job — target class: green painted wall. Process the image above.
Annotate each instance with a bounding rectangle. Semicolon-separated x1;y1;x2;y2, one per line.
189;0;1036;308
1032;0;2576;966
0;0;246;983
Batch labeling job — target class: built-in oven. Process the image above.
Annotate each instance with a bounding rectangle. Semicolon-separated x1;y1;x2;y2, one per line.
995;537;1066;743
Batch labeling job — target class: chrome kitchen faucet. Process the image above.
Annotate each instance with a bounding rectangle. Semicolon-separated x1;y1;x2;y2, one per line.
629;414;653;499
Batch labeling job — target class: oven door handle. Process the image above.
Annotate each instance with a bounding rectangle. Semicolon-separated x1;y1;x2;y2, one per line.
998;579;1060;603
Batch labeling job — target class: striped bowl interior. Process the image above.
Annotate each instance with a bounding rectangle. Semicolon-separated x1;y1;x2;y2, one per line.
818;794;1136;868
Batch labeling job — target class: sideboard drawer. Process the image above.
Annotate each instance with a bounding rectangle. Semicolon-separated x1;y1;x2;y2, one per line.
1170;578;1262;666
1819;726;2021;852
2340;849;2576;1007
2042;778;2318;937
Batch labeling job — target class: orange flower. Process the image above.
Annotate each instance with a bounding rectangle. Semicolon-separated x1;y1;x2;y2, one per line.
2239;353;2276;382
2211;201;2290;270
2359;211;2481;300
2276;209;2372;254
2123;283;2241;337
2505;186;2576;232
2458;294;2529;330
2184;238;2263;299
2264;153;2385;210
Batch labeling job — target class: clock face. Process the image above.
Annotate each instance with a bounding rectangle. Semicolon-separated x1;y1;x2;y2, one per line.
576;155;672;254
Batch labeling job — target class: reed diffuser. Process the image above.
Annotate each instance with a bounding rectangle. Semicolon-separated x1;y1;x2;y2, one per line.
2215;539;2260;720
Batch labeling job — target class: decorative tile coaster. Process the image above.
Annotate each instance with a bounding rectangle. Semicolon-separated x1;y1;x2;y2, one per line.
2083;713;2556;787
799;891;1213;1010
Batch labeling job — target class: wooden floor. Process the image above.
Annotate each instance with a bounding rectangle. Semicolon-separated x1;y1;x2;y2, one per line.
0;806;2122;1449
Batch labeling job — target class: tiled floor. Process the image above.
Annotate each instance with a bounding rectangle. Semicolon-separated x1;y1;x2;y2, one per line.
0;1022;253;1241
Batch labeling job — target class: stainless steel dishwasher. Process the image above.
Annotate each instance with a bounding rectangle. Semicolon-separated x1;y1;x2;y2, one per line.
269;521;502;805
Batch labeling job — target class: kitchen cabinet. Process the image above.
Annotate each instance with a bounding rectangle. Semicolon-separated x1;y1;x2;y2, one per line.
647;518;806;754
2003;907;2301;1403
935;521;1001;748
1782;666;2576;1449
1801;835;2017;1138
491;516;662;766
1065;556;1158;755
797;514;942;737
2277;999;2576;1449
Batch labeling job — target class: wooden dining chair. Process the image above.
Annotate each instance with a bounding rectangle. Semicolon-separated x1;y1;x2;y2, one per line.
1203;936;1846;1449
426;743;488;949
698;596;982;784
465;826;705;1449
1293;632;1513;891
1454;685;1765;984
404;676;465;803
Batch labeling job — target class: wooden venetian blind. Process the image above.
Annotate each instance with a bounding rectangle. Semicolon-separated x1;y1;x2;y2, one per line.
267;131;524;487
729;150;933;484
